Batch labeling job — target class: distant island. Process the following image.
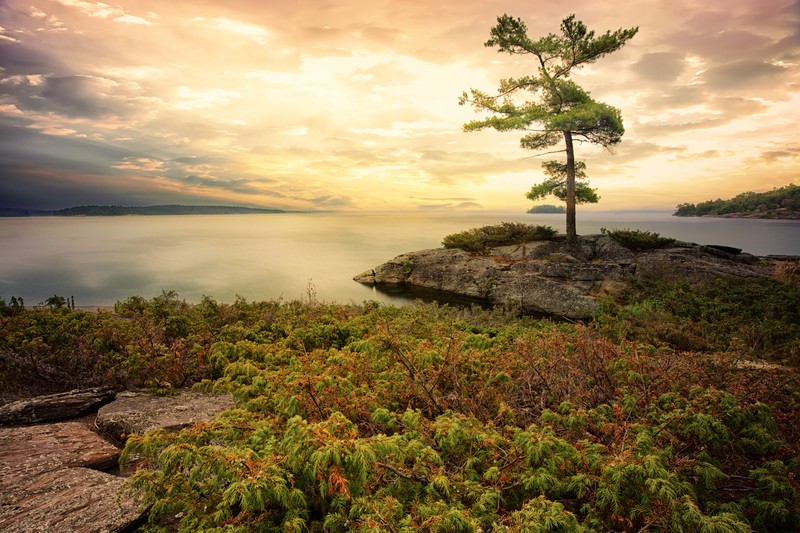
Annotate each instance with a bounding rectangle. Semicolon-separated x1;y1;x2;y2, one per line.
0;205;285;217
527;204;565;214
674;184;800;219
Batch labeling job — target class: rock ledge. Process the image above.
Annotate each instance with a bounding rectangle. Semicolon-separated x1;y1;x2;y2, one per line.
354;234;774;318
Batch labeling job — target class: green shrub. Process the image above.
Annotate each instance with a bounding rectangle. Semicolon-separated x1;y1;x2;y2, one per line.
601;227;675;251
443;222;556;253
596;267;800;363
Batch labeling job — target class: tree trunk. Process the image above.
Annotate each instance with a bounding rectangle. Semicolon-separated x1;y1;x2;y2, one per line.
563;131;577;244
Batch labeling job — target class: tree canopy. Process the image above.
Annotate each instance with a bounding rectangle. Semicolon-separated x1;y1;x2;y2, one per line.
460;14;637;242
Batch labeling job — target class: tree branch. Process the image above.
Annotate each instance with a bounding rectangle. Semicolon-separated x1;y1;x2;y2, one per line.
523;149;566;159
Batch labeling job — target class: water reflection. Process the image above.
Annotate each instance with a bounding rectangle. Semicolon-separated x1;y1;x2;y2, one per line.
0;212;798;306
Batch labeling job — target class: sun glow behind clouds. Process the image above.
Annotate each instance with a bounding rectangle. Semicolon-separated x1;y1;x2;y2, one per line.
0;0;798;211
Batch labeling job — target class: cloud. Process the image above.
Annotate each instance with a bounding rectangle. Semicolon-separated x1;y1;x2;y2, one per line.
416;200;483;210
55;0;155;25
0;41;66;75
1;0;798;211
181;174;266;195
192;17;269;44
701;60;788;90
306;195;355;207
662;28;775;63
171;86;241;110
39;75;114;117
760;145;800;162
632;52;686;83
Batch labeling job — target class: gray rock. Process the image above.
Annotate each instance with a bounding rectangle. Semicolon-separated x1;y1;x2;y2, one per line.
0;387;116;426
354;234;777;319
96;390;236;441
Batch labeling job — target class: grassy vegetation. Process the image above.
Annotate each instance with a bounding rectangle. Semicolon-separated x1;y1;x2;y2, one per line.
2;269;799;531
442;222;557;254
595;264;800;365
601;227;676;251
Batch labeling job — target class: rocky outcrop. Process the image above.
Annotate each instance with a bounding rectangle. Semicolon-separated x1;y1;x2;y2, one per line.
96;390;237;442
0;421;144;532
0;389;238;532
0;387;116;426
354;234;774;319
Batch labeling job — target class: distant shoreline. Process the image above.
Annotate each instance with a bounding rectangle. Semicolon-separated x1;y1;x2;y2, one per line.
0;205;285;217
673;212;800;220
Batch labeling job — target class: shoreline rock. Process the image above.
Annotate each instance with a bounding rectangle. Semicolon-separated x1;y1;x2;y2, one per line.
0;421;145;532
1;388;237;532
354;234;781;319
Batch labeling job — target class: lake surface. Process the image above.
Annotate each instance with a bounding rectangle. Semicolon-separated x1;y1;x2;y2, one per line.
1;212;798;307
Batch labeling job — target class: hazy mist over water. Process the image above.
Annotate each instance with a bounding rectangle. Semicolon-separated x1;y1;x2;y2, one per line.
1;212;798;307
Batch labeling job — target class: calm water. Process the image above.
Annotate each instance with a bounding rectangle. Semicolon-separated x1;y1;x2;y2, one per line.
1;212;798;307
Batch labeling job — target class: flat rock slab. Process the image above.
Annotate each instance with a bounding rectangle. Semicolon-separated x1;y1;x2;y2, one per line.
0;421;144;532
97;390;236;441
0;387;116;426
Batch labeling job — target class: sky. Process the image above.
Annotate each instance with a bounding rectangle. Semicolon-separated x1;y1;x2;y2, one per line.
0;0;798;212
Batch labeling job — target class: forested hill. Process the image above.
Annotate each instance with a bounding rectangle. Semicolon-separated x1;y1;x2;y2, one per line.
0;205;285;217
674;184;800;219
527;204;565;214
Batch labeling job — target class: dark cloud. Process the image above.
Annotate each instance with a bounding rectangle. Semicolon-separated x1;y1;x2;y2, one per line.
632;52;685;83
307;195;355;207
0;119;133;174
769;31;800;60
39;76;113;117
1;71;147;119
0;41;66;75
662;29;774;62
181;174;265;195
0;119;271;208
702;60;787;90
639;85;707;111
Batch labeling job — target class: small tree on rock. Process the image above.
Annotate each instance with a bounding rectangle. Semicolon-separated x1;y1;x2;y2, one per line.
460;14;637;244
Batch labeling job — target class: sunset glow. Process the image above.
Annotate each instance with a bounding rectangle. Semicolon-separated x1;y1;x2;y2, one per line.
1;0;798;211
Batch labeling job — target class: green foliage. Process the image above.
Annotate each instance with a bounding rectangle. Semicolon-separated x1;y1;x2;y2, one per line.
0;296;25;317
112;303;800;531
442;222;557;253
526;160;600;206
3;290;799;530
596;264;800;363
675;184;800;218
527;204;565;214
601;227;676;251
